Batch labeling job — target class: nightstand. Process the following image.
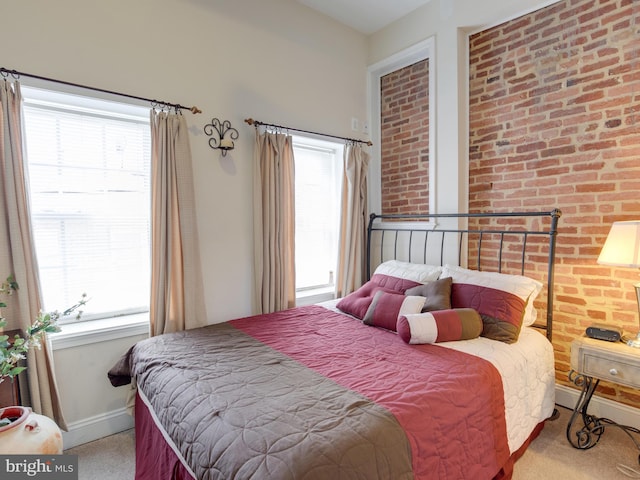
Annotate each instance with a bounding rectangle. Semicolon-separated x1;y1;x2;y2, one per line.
567;336;640;458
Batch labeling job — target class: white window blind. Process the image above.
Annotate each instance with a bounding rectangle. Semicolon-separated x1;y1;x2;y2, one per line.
22;87;151;323
293;137;343;292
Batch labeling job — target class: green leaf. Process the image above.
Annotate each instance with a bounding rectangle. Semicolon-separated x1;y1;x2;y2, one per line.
0;275;85;384
29;327;42;336
8;366;25;377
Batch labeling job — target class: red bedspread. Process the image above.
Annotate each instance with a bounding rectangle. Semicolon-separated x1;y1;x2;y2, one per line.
231;305;510;479
113;304;512;479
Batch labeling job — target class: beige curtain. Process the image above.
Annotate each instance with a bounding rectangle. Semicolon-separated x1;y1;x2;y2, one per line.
335;143;370;298
0;80;67;429
253;130;296;314
149;110;206;336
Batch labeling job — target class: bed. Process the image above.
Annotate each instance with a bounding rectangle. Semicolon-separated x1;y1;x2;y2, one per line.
109;209;562;480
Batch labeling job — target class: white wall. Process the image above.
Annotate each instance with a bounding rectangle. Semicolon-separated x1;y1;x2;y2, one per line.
3;0;369;324
51;332;148;447
3;0;368;445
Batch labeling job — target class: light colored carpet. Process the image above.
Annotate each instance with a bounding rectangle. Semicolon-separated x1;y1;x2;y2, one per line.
65;405;640;479
65;428;135;480
514;406;640;480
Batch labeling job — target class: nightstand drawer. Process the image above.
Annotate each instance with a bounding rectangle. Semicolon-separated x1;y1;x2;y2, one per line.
571;336;640;389
582;353;640;386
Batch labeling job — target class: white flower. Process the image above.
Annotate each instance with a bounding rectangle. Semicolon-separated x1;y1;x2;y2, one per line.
9;352;25;363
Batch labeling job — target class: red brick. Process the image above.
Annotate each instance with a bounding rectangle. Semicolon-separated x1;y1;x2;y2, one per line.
466;0;640;408
540;145;577;157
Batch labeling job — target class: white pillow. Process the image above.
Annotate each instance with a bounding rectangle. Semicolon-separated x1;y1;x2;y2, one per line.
373;260;442;284
441;264;542;327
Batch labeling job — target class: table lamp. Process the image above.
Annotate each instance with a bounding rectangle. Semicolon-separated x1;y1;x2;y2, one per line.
597;220;640;347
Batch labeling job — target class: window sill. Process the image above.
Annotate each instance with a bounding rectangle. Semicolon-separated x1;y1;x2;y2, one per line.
296;286;335;307
49;313;149;350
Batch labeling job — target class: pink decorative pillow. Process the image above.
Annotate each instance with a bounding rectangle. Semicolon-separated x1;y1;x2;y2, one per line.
337;262;443;319
442;265;541;344
397;308;483;344
336;281;396;320
451;283;523;343
370;273;422;293
363;291;425;331
370;260;443;293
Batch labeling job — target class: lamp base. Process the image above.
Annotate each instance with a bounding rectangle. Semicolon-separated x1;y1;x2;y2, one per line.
622;332;640;348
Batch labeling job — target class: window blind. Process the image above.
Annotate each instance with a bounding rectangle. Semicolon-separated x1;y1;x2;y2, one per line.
22;88;151;322
293;138;343;291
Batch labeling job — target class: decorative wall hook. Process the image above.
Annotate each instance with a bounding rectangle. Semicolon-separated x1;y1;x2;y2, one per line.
204;118;238;156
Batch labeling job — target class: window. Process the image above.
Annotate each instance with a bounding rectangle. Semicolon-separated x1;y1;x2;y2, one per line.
368;37;435;215
21;87;151;324
292;136;343;304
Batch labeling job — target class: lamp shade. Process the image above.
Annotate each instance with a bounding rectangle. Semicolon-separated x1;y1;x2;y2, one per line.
597;221;640;268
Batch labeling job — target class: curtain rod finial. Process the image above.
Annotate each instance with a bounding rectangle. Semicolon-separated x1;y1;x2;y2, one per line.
190;106;202;114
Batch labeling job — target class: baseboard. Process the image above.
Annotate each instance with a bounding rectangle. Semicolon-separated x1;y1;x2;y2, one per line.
61;385;640;450
62;407;133;450
555;384;640;428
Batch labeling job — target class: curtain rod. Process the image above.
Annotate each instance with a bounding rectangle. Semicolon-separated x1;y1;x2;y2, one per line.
244;118;372;146
0;67;201;114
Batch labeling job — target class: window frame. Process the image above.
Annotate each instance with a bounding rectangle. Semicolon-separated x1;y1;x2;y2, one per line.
20;84;152;345
291;134;344;306
367;37;436;216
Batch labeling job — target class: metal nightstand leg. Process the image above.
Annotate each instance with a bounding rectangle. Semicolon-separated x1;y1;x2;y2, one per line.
567;370;640;463
566;370;604;449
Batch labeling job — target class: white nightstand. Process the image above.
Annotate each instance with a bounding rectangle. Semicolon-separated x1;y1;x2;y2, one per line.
567;336;640;457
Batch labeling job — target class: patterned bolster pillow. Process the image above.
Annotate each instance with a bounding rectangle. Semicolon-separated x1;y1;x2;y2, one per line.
396;308;483;344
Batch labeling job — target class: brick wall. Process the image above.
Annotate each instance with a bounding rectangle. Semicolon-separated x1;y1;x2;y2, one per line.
380;59;430;215
469;0;640;405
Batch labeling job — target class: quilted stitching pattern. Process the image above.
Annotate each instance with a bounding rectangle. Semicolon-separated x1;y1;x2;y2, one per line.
125;304;555;479
232;306;510;479
131;322;413;480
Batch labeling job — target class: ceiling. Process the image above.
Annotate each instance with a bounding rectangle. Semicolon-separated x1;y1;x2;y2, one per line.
296;0;434;35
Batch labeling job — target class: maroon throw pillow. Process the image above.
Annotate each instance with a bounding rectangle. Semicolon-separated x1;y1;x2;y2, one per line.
369;273;422;293
336;281;396;320
362;291;425;331
451;283;526;344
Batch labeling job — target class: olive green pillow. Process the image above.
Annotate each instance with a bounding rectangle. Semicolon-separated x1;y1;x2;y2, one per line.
404;276;452;312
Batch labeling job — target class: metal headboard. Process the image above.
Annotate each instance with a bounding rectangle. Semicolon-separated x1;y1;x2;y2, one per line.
366;209;562;340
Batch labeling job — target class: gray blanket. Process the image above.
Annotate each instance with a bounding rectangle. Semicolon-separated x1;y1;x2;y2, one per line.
110;322;414;480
